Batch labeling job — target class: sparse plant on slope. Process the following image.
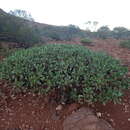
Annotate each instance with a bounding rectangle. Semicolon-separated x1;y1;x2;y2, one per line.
80;38;92;45
0;44;129;104
120;40;130;49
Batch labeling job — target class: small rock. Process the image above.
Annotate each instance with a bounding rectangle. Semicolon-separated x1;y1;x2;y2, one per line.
128;118;130;121
107;113;110;117
56;104;63;111
97;112;102;118
61;102;66;105
63;107;114;130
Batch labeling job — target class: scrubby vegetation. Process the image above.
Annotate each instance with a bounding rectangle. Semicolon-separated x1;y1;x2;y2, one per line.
0;9;85;48
36;24;85;41
1;8;130;48
80;38;92;45
0;9;41;47
0;44;129;104
120;40;130;49
87;26;130;39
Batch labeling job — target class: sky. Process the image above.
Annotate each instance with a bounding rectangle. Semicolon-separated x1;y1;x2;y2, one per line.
1;0;130;30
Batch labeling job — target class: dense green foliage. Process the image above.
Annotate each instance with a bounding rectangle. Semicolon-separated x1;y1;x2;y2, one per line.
0;44;129;104
120;40;130;49
80;38;92;45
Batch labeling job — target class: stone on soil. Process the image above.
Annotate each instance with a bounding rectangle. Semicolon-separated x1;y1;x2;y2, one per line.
63;107;114;130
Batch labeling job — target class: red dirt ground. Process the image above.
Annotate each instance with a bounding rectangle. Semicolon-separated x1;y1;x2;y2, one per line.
0;39;130;130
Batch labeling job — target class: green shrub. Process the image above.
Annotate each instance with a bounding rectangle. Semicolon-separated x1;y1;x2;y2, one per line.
120;40;130;49
80;38;92;45
0;44;129;104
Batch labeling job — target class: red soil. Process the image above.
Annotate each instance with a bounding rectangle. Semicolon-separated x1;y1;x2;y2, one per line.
0;81;80;130
0;39;130;130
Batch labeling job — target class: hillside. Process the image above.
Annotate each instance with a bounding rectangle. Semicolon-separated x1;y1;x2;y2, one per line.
0;9;85;48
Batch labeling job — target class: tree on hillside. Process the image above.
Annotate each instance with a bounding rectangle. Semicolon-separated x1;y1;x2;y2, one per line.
97;26;111;39
67;25;80;33
98;26;110;32
9;9;34;21
113;27;128;33
113;27;130;39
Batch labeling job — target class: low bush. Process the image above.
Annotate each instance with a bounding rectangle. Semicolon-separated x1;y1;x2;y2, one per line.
80;38;92;45
0;44;129;104
120;40;130;49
